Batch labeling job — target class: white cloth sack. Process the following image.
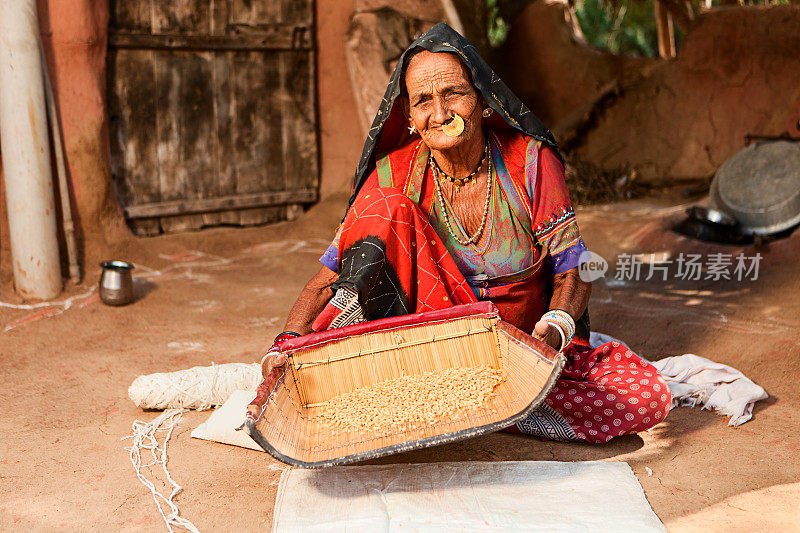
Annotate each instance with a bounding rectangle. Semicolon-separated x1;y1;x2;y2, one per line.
190;390;264;451
650;354;768;426
589;332;768;426
272;461;665;532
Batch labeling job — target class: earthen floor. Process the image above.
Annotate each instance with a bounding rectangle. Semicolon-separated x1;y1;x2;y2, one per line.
2;192;798;531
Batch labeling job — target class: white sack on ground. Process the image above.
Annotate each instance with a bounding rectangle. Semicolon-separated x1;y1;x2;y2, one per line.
272;461;665;532
650;353;768;426
191;390;263;451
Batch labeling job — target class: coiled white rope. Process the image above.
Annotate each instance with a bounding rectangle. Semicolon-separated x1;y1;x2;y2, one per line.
125;362;261;532
128;362;261;411
123;409;200;533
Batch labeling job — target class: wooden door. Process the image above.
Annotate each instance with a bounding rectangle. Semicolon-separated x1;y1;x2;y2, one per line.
108;0;318;235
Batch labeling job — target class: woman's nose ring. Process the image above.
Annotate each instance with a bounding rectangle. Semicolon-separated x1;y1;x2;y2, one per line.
442;112;465;137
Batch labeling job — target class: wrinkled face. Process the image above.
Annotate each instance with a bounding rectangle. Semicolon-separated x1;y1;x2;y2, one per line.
404;51;482;151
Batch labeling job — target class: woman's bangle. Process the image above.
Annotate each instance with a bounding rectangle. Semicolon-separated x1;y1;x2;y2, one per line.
546;319;567;352
264;331;302;361
261;331;302;367
274;330;302;342
541;309;575;349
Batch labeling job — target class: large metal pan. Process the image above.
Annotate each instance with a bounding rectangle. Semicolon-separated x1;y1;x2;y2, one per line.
710;141;800;235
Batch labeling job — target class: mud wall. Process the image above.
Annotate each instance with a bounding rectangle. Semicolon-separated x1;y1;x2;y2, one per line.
313;2;365;197
578;5;800;182
496;2;800;183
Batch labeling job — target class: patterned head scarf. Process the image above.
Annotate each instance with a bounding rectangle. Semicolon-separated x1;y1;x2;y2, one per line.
348;22;562;208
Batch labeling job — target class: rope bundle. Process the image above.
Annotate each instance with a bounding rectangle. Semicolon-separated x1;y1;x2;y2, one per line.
125;363;261;531
128;362;261;411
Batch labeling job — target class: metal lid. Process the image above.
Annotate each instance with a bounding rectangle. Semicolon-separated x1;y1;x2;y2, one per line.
710;141;800;234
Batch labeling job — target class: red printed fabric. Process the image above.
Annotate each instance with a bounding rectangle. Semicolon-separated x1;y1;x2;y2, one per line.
333;187;477;318
507;341;672;443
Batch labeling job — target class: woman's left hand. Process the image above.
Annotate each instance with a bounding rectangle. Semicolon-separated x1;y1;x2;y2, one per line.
246;334;296;420
532;319;562;351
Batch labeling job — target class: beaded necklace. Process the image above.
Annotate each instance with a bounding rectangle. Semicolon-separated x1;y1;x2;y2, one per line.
429;143;488;188
431;144;494;247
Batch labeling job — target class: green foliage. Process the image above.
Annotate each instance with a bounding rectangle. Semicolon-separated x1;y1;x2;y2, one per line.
485;0;661;54
487;0;789;55
486;0;533;47
575;0;658;57
487;0;511;47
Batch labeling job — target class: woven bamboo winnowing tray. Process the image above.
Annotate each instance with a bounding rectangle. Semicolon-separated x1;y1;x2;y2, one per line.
245;302;566;467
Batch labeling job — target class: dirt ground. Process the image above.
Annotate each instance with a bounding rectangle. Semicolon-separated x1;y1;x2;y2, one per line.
1;191;798;532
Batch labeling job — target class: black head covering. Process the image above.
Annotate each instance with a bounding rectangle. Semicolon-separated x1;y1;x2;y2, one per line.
348;22;562;208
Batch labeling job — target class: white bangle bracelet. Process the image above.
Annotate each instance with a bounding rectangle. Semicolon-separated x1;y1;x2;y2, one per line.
541;309;576;347
545;319;567;352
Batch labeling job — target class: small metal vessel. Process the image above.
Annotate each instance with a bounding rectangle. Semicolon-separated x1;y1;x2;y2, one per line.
99;261;135;306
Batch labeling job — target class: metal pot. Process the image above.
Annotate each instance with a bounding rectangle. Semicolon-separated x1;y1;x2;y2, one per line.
99;261;134;306
710;141;800;235
674;206;746;244
686;206;737;228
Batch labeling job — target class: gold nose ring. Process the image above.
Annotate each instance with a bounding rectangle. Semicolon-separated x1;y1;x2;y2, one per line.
442;112;465;137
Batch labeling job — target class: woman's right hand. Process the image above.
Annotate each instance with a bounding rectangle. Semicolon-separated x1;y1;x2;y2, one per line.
532;319;563;352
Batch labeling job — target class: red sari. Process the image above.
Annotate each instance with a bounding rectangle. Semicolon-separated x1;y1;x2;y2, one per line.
317;129;671;443
321;129;587;334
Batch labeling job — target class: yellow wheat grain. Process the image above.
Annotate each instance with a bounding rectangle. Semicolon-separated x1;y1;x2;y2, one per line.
315;365;504;433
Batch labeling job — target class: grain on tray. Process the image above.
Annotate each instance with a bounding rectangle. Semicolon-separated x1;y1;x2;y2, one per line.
315;365;504;433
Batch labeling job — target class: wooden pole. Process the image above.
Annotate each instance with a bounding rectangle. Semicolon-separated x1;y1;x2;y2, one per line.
40;44;81;284
657;0;695;31
655;0;676;58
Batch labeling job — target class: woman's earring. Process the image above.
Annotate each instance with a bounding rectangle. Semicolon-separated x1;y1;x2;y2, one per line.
408;122;416;134
482;107;494;118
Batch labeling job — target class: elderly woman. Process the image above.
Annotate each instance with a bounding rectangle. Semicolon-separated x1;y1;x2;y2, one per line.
254;24;671;443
